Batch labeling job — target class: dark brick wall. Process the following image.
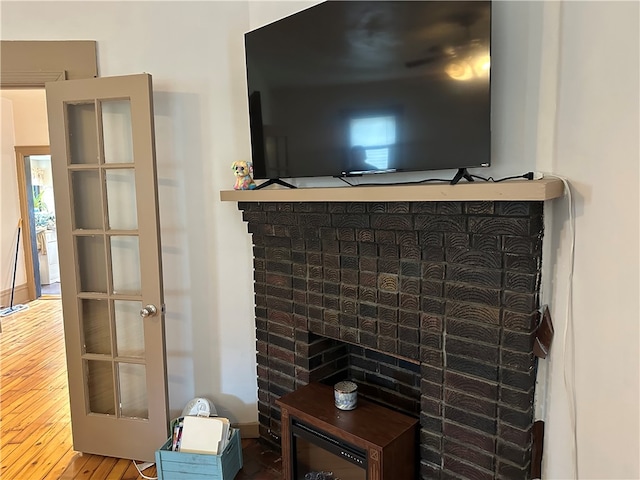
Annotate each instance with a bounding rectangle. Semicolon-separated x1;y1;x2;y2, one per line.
239;200;543;480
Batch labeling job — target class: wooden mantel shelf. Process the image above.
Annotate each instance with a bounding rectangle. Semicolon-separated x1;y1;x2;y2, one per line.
220;177;563;203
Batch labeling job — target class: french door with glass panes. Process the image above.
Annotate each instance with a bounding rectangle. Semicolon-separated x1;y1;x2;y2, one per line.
45;74;168;462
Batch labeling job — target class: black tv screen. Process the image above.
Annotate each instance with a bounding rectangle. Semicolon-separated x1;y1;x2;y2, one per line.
245;0;491;180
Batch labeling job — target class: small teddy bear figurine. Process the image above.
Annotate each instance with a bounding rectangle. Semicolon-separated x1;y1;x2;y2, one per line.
231;160;257;190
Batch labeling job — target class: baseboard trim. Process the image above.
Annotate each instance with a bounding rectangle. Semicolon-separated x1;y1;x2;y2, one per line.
232;422;260;439
0;283;30;308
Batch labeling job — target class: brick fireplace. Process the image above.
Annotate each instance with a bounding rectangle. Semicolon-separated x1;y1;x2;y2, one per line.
237;199;543;480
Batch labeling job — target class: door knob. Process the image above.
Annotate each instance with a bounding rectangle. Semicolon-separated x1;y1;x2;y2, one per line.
140;304;157;318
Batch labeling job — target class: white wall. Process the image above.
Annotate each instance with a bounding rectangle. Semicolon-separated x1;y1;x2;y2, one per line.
1;0;261;423
1;1;638;477
0;89;49;145
0;97;25;293
537;2;640;479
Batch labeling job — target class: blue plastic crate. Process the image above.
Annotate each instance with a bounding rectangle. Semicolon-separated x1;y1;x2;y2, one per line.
155;428;243;480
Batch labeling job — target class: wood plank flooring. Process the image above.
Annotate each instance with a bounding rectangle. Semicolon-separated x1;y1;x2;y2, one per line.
0;299;153;479
0;299;283;479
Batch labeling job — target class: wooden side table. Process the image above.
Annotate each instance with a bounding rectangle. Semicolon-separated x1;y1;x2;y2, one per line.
276;383;418;480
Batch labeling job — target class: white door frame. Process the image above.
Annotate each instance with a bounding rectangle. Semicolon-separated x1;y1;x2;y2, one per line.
14;145;51;301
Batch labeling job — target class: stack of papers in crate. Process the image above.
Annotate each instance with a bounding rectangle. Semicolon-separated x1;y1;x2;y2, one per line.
179;416;231;455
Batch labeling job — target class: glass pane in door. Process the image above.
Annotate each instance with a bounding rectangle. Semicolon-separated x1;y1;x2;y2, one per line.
106;169;138;230
82;299;111;355
110;236;141;295
87;360;115;415
114;300;144;358
102;100;134;164
77;236;107;293
118;363;148;419
72;170;103;230
67;103;98;165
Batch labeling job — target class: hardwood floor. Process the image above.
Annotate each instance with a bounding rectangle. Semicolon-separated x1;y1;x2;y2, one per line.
0;299;282;479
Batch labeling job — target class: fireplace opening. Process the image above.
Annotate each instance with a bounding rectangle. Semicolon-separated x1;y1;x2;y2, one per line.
306;334;421;418
291;418;367;480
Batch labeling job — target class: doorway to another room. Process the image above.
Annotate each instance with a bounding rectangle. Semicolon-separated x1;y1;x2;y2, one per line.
29;153;60;297
1;85;60;303
13;144;61;301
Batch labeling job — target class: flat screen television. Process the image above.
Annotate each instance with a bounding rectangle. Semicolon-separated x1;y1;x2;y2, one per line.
244;0;491;184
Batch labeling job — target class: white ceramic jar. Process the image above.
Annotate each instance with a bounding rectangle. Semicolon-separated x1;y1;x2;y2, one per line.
334;381;358;410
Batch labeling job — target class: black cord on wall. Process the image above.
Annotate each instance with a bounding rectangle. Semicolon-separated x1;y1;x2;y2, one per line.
336;172;536;187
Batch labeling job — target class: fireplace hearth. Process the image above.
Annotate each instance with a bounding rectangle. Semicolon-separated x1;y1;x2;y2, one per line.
238;199;543;480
